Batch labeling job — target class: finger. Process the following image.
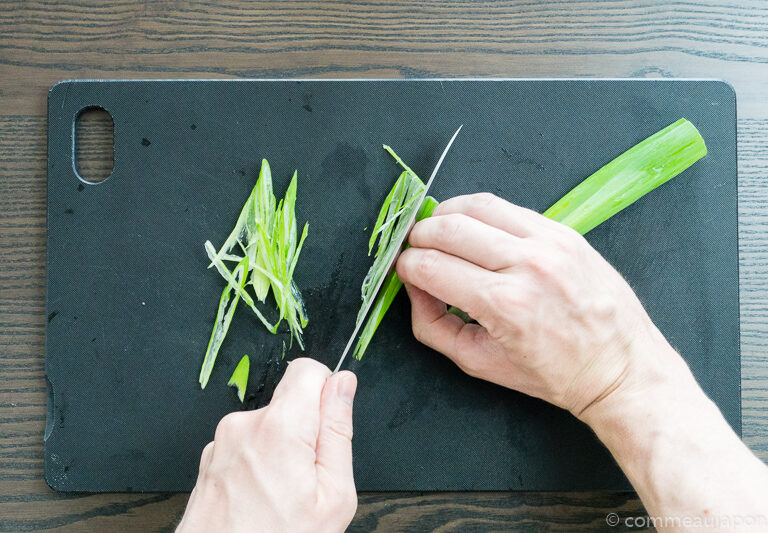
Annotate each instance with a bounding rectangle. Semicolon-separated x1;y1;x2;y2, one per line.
271;357;330;405
198;442;214;476
409;213;522;271
434;193;564;238
316;371;357;500
404;284;497;378
396;247;497;320
269;358;330;439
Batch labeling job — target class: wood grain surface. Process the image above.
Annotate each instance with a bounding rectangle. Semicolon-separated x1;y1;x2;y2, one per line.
1;1;767;531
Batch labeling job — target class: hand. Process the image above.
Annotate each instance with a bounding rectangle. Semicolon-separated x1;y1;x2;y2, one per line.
176;359;358;533
396;192;681;418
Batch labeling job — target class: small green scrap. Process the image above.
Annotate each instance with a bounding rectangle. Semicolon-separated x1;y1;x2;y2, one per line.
227;355;250;403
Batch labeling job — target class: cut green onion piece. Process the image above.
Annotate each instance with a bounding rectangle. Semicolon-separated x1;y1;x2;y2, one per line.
200;257;249;389
447;305;473;323
228;355;250;403
205;241;278;333
383;145;418;177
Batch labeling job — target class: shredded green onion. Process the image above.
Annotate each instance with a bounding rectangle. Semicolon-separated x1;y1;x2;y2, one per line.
227;355;250;403
353;196;438;360
357;149;425;328
349;147;430;360
200;257;249;389
200;159;309;390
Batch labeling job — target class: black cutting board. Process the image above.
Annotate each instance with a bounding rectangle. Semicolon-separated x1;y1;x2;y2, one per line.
45;79;739;492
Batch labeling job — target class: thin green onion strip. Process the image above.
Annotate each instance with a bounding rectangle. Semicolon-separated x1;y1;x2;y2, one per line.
200;257;249;389
352;196;438;360
353;118;707;360
357;156;425;327
349;146;428;359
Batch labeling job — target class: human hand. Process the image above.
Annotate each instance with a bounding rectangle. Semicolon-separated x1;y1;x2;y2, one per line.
176;359;358;533
396;192;683;419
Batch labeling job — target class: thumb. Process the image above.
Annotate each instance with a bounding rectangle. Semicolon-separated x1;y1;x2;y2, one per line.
316;371;357;501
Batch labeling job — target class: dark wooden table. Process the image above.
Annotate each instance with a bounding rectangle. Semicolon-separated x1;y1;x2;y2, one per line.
1;1;767;531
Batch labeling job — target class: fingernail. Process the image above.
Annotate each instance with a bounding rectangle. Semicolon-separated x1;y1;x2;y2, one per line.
336;372;357;407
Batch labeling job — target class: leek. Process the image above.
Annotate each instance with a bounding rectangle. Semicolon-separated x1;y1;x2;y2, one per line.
543;118;707;234
228;355;250;403
200;159;309;389
357;157;426;327
353;118;706;360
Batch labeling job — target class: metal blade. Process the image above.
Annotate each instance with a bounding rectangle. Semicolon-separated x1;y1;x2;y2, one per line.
333;125;463;373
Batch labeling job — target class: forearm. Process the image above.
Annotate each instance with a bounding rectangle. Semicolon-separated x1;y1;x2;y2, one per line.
582;343;768;530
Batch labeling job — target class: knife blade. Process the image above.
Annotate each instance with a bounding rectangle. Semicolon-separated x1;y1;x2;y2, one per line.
333;125;463;373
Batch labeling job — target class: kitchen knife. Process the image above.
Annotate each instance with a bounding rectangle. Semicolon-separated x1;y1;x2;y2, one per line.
333;125;463;373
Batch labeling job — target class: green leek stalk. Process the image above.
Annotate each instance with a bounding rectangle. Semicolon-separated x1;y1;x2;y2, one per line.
354;118;707;360
543;118;706;234
227;355;250;403
349;144;429;360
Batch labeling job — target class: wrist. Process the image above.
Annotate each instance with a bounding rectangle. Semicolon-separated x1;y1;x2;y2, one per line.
577;333;702;434
576;335;721;489
575;333;766;521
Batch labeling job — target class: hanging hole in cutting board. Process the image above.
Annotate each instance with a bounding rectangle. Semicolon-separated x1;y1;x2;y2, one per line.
74;106;114;184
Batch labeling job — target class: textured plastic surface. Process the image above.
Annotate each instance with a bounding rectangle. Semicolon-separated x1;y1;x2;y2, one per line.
45;79;739;492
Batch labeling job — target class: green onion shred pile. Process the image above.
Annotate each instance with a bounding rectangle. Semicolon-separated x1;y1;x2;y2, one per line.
199;159;309;390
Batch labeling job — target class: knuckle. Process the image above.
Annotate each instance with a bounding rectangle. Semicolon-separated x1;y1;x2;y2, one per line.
412;322;428;343
214;412;247;442
326;418;354;441
484;287;530;340
435;214;464;245
259;406;286;433
396;248;417;279
553;227;585;253
201;441;214;458
416;249;441;282
548;252;572;278
456;355;485;378
589;294;619;320
487;279;519;312
469;192;498;211
198;442;214;474
516;245;538;267
523;243;570;279
262;404;317;446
